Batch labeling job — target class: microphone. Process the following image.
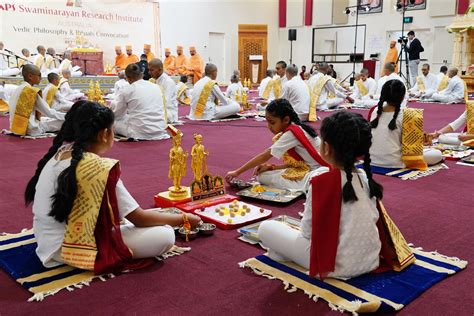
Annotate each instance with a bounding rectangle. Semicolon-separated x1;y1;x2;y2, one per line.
4;48;14;54
31;53;38;56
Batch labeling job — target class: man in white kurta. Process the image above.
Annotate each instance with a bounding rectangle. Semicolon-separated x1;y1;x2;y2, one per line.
281;65;311;121
59;69;84;101
431;68;465;104
43;73;73;112
307;62;347;110
59;51;82;77
372;62;408;107
408;64;438;99
9;65;65;136
113;64;169;140
148;58;179;124
0;42;20;76
189;63;240;121
258;69;276;100
273;61;288;99
226;75;244;102
114;71;129;96
348;68;377;108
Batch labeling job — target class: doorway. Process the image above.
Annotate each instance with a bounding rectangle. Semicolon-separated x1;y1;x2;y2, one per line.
208;32;226;83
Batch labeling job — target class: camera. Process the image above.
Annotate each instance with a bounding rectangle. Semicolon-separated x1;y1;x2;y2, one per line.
397;36;408;44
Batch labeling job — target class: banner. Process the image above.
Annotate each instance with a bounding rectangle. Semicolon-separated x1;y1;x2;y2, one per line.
0;0;160;68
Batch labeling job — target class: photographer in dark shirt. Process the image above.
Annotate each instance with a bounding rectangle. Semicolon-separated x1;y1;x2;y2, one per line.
403;31;424;86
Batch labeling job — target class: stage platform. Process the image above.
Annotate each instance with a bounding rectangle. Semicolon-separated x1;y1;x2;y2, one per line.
0;75;120;93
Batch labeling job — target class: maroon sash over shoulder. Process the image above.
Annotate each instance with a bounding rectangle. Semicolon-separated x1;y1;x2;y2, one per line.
283;125;331;168
94;164;155;274
309;170;415;279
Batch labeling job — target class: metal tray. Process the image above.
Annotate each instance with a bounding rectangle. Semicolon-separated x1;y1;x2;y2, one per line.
236;185;304;204
237;215;301;244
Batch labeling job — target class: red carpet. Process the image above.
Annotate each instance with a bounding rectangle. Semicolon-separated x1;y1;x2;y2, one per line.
0;102;472;315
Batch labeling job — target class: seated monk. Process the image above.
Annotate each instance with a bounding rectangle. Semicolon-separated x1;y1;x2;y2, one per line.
189;63;240;120
163;48;176;75
124;45;139;68
8;64;65;136
26;101;201;272
186;46;204;84
174;45;188;75
113;63;169;140
43;72;73;112
114;45;127;72
143;44;154;62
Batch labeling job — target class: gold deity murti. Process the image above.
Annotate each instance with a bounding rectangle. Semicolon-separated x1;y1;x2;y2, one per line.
191;133;209;181
168;127;189;199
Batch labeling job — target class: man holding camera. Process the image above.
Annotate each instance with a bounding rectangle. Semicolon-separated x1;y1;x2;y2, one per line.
403;30;424;86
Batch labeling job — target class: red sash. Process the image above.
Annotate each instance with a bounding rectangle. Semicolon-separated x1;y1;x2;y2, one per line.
283;125;331;168
94;164;155;274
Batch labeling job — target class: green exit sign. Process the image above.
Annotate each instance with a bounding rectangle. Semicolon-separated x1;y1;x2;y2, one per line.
404;16;413;23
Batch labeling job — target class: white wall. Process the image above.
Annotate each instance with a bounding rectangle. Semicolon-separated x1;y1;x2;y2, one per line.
278;0;457;80
159;0;279;81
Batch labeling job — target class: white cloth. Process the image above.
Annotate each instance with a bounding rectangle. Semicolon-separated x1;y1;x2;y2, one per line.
43;83;73;112
409;72;438;98
113;79;129;97
0;51;20;76
281;76;311;120
59;58;82;77
9;82;65;136
155;73;179;123
432;75;465;104
257;125;321;191
374;72;408;107
226;83;243;101
259;169;382;279
189;76;240;120
120;224;175;259
59;80;84;101
307;73;346;110
351;78;377;108
448;111;467;131
33;54;47;74
369;108;442;167
436;72;446;83
258;76;274;100
114;79;169;140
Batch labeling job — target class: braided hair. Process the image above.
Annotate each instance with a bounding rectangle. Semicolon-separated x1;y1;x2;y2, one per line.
370;79;405;130
321;112;383;203
25;100;88;205
25;101;115;223
266;98;318;138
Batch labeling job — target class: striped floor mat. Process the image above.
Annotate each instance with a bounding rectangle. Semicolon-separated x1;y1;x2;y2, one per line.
0;229;189;301
356;163;447;180
240;248;467;313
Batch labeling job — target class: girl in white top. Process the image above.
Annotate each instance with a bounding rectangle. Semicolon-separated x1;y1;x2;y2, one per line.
369;79;442;168
225;75;243;102
226;99;321;191
259;112;384;279
25;101;201;268
430;111;473;145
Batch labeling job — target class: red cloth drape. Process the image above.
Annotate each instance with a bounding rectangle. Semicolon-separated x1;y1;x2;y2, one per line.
304;0;313;26
457;0;469;15
279;0;287;28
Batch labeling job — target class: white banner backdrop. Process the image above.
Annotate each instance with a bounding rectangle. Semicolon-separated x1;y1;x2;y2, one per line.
0;0;160;67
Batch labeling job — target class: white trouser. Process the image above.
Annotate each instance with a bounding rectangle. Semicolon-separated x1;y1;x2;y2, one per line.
409;59;419;86
438;133;462;146
213;102;241;120
38;117;63;134
115;119;130;137
64;92;85;102
71;71;82;77
0;68;20;76
354;98;377;109
431;93;462;104
258;220;310;269
317;97;345;110
167;107;178;124
52;100;74;112
423;148;443;166
120;224;175;259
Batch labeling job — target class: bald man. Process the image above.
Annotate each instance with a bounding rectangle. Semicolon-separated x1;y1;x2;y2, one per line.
307;62;347;112
258;69;276;100
189;63;240;120
149;58;179;123
174;45;188;75
281;65;311;121
348;68;377;108
59;51;82;77
0;41;20;76
431;68;465;104
114;46;127;72
186;46;204;84
45;47;59;73
9;65;65;136
373;62;406;104
113;63;169;140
